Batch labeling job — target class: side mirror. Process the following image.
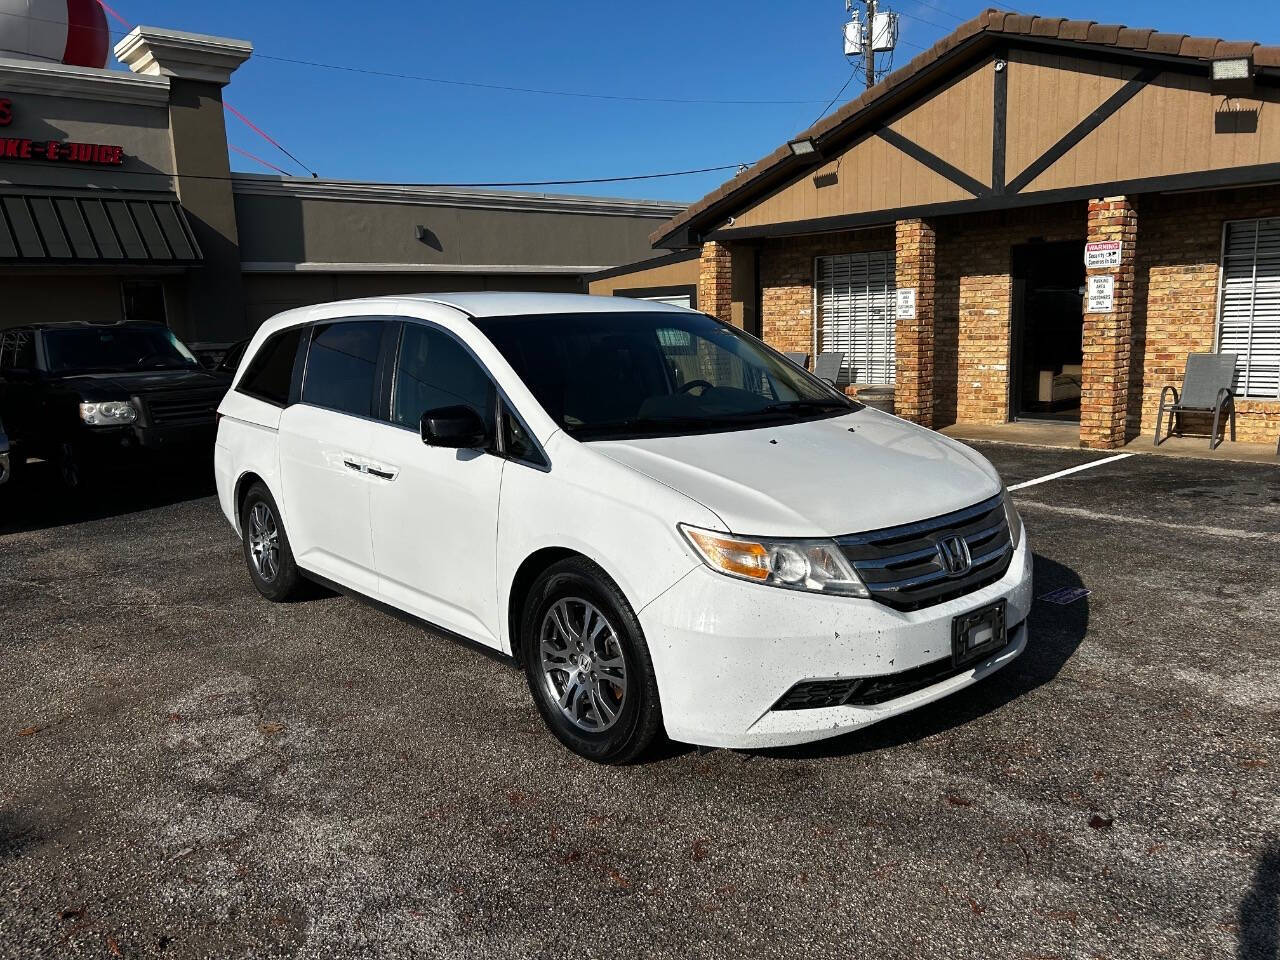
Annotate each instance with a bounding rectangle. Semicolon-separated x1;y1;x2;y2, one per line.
420;405;488;449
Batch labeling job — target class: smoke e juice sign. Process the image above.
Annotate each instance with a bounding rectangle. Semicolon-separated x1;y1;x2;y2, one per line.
0;98;12;127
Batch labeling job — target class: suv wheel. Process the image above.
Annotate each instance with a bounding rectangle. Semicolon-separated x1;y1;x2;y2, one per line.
521;558;662;764
56;442;90;490
239;482;305;602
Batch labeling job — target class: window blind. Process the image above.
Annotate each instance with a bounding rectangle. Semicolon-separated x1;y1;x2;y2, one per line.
1219;218;1280;399
815;251;896;385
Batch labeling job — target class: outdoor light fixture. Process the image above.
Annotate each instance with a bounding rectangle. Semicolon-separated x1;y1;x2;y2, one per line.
1212;57;1253;82
788;138;817;157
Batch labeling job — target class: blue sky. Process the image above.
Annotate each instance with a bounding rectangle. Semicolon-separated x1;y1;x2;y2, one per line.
105;0;1278;202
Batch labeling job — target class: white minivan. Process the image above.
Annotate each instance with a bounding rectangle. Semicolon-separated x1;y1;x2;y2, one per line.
215;293;1031;763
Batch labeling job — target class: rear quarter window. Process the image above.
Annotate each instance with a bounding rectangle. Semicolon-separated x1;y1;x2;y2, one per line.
237;326;305;407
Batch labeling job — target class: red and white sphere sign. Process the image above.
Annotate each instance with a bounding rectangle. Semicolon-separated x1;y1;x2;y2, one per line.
0;0;109;69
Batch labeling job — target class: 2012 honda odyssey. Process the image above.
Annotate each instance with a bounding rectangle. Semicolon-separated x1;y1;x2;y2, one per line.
215;293;1031;763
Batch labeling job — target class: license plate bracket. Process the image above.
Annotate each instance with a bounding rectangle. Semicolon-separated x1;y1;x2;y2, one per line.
951;599;1007;668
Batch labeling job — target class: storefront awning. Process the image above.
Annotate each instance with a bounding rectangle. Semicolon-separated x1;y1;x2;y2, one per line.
0;191;203;265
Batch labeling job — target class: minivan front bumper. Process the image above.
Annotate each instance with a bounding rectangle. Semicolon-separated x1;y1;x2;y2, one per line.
639;532;1033;749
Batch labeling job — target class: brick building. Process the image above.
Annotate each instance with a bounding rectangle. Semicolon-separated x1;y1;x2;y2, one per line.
627;10;1280;449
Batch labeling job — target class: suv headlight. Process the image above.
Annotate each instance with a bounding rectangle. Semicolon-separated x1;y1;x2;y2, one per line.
679;524;870;598
79;401;138;426
1002;485;1023;549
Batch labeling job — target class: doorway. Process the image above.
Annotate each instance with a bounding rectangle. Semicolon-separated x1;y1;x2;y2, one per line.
1010;241;1085;423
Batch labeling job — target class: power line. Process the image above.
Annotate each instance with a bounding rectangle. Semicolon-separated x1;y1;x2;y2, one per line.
0;7;832;107
892;7;961;34
223;102;316;178
811;69;859;127
229;144;291;177
905;0;965;23
0;156;746;188
250;52;832;106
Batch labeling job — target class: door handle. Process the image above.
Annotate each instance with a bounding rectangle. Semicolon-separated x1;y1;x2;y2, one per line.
342;457;396;481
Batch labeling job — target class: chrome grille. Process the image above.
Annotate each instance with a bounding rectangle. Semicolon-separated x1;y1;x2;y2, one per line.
138;389;223;428
838;494;1013;612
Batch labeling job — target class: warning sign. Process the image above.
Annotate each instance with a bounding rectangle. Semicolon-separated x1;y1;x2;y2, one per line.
1085;241;1123;269
1086;275;1115;313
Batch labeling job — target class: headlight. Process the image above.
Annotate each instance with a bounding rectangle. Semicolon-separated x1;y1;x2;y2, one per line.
1002;486;1023;549
79;401;138;426
679;524;870;598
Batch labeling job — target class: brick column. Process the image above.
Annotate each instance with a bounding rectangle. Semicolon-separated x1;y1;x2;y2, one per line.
698;240;733;324
1080;197;1137;449
894;218;936;427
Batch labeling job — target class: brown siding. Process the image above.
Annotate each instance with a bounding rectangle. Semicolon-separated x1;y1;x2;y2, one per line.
888;58;994;187
733;128;977;230
588;256;699;297
1004;50;1138;181
1015;54;1280;193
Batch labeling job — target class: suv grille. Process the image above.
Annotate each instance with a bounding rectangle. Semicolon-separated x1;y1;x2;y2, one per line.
837;494;1013;612
139;388;224;428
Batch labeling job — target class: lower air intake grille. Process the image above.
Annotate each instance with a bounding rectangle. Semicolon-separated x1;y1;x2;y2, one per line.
837;494;1014;612
772;631;1018;711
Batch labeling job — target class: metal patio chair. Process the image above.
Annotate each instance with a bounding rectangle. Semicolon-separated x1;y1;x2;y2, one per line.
783;351;810;369
1154;352;1237;450
813;351;846;385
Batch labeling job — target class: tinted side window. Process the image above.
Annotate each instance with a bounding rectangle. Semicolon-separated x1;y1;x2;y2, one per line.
0;330;36;371
237;327;303;406
502;402;543;466
302;321;386;418
392;324;495;431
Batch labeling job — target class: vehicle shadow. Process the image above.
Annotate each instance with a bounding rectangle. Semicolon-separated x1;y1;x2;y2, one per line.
1239;837;1280;959
750;553;1089;761
0;458;216;535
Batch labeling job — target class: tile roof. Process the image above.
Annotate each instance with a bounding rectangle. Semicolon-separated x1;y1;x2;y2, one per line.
652;7;1280;247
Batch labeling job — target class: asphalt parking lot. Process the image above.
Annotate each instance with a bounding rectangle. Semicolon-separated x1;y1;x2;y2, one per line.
1;442;1277;959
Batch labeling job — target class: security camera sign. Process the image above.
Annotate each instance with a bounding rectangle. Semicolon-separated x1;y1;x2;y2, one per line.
1085;240;1123;269
1086;275;1115;313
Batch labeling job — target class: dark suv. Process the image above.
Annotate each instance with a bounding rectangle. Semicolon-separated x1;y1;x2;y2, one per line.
0;322;231;487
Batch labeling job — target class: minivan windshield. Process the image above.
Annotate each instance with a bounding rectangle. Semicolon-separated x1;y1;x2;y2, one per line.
44;326;199;374
473;311;860;441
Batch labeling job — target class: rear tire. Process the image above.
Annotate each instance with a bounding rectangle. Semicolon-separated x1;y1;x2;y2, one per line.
520;557;663;764
239;482;305;602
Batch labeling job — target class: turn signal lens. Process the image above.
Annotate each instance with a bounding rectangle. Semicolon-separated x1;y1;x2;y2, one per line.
682;528;770;581
679;524;870;598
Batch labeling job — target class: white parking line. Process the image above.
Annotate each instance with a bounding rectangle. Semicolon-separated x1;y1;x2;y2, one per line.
1007;453;1134;491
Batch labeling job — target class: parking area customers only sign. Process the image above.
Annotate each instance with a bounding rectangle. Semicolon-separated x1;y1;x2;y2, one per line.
1085;241;1123;268
1086;275;1115;313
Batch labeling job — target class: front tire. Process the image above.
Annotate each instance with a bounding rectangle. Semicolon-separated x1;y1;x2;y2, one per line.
520;558;662;764
239;482;305;602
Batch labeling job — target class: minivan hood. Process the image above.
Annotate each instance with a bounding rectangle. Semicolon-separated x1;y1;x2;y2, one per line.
592;408;1000;538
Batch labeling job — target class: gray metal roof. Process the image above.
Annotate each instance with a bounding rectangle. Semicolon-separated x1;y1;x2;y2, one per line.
0;190;203;264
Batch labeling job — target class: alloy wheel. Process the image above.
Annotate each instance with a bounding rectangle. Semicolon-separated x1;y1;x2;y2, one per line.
247;501;280;583
538;597;628;733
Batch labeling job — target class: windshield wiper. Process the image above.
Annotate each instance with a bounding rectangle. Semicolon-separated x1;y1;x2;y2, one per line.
572;414;761;439
760;399;853;414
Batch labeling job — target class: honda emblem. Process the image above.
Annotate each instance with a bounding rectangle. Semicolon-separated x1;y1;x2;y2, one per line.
936;536;972;576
